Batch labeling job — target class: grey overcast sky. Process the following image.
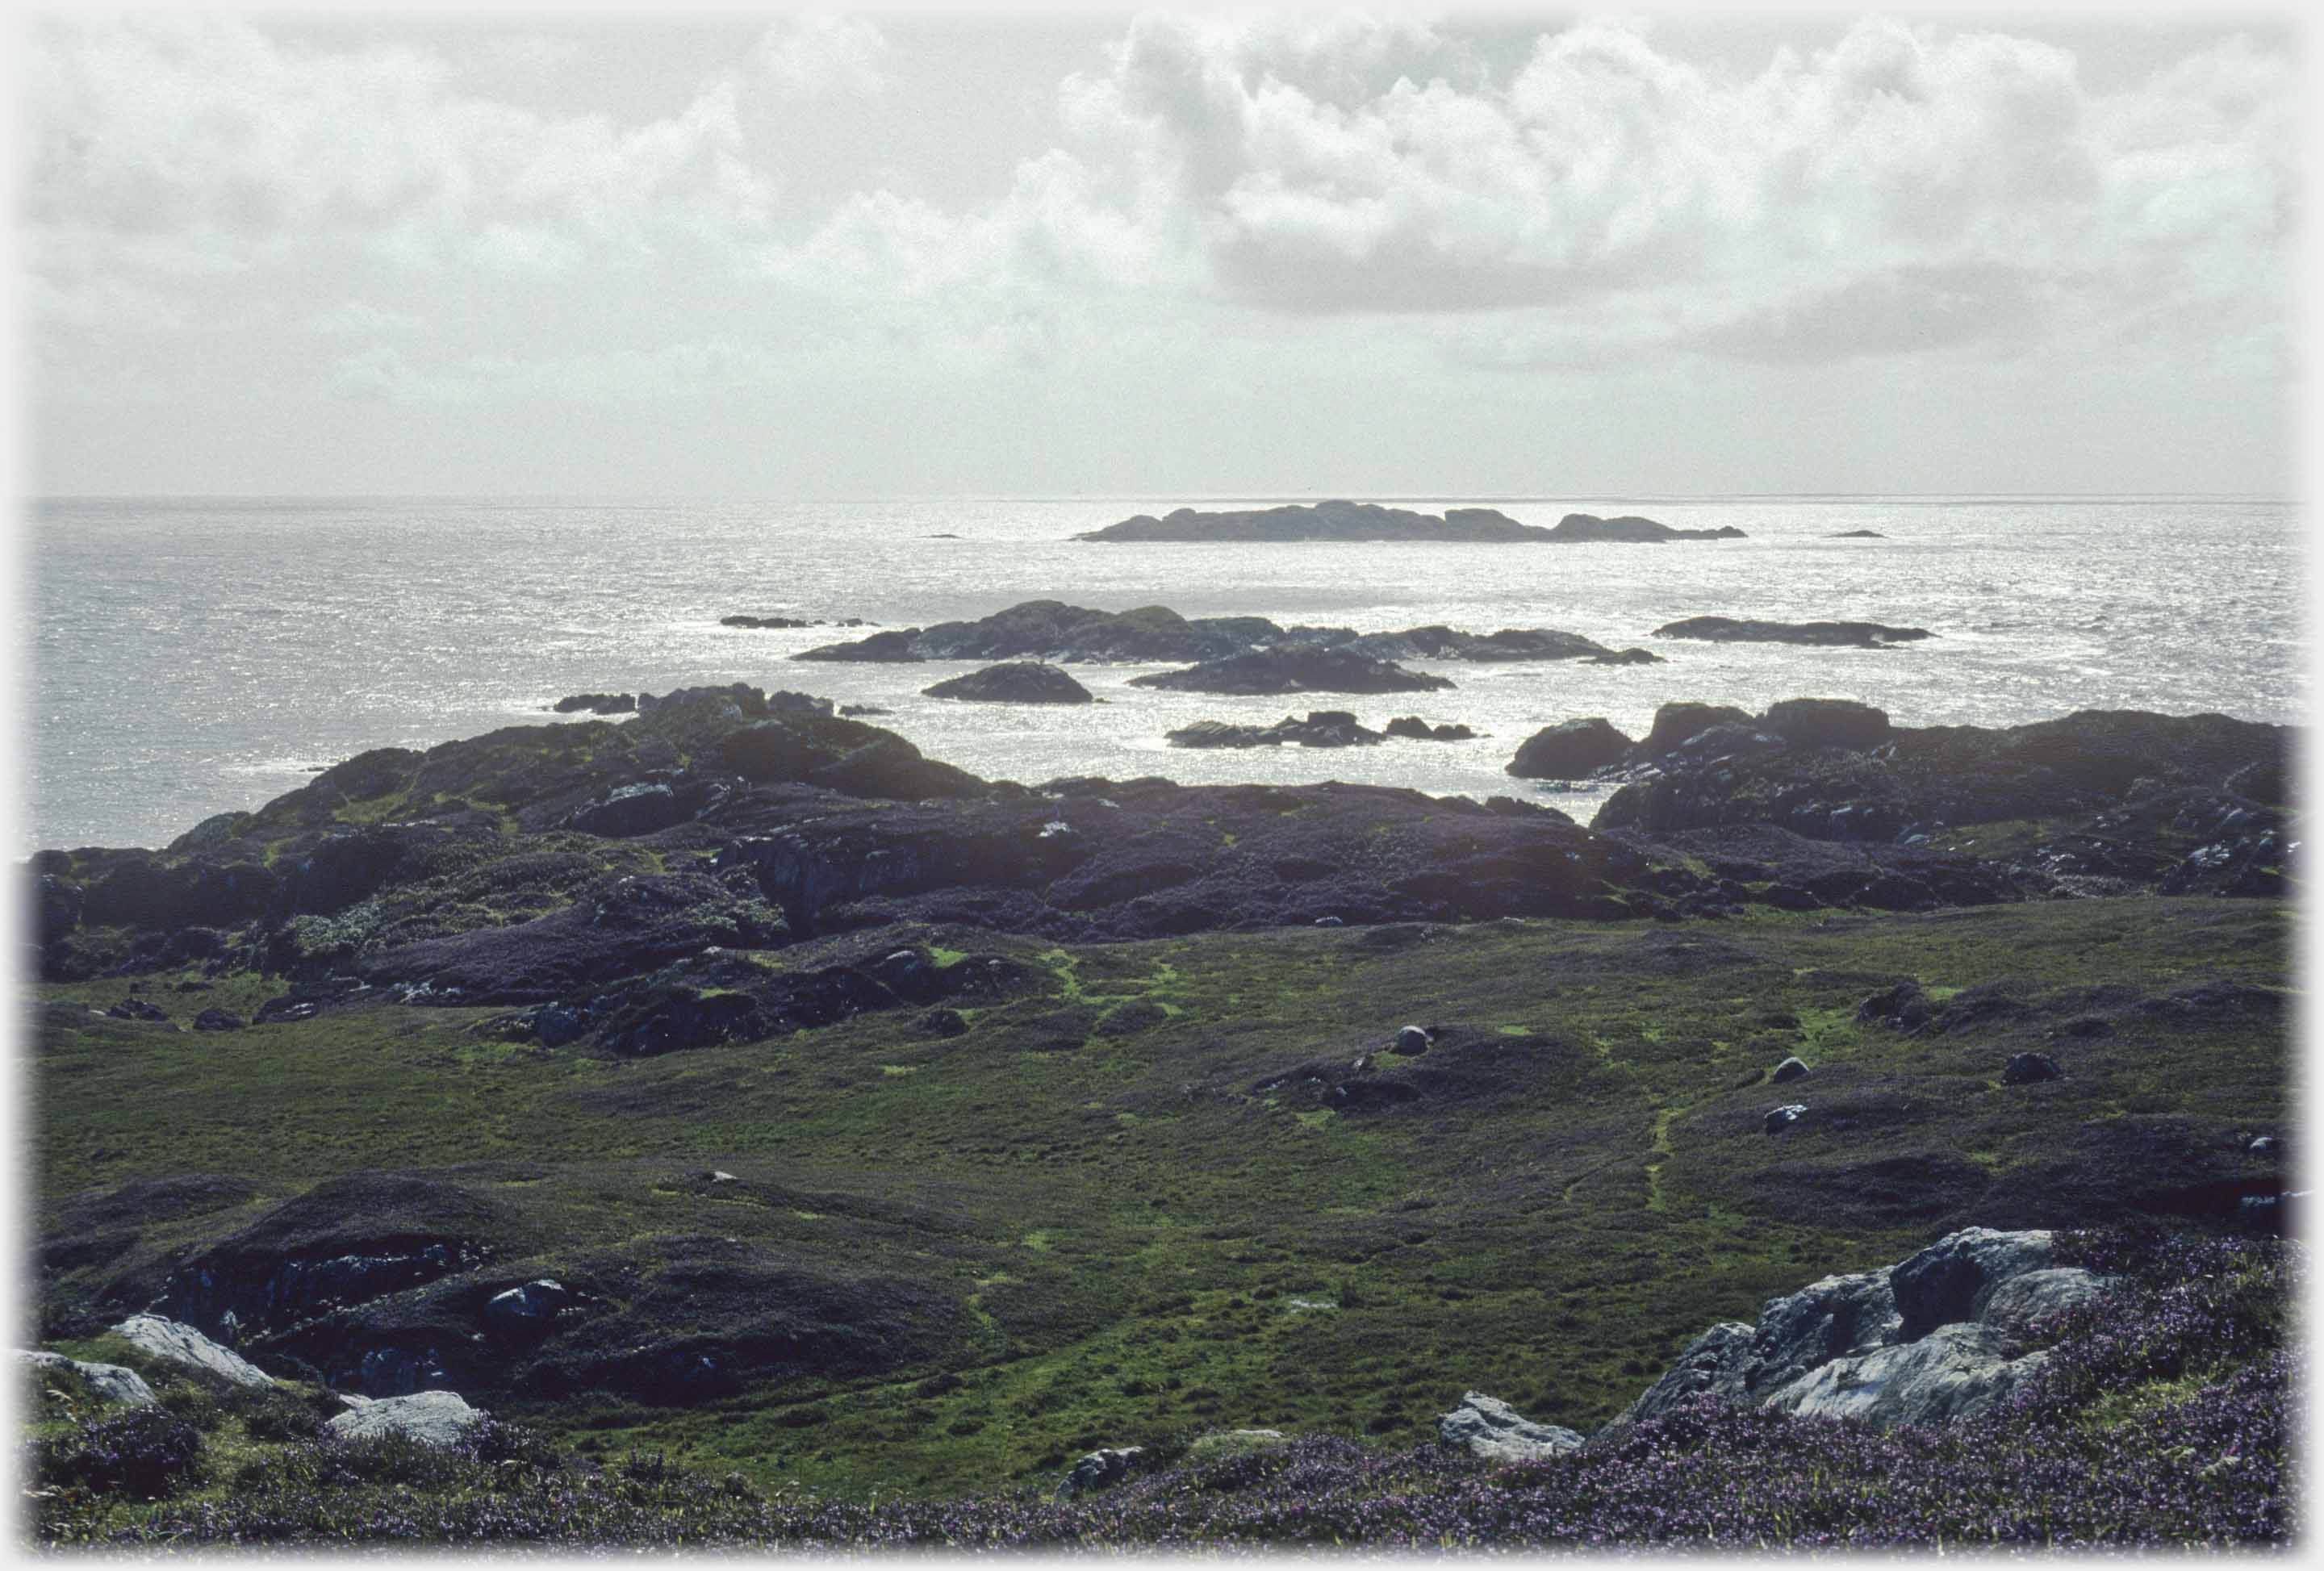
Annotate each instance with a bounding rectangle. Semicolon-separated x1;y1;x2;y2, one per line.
22;8;2300;498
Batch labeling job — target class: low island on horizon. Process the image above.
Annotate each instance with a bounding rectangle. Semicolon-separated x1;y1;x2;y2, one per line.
1075;499;1748;545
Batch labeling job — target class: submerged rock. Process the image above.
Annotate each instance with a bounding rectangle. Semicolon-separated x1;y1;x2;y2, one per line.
551;693;636;715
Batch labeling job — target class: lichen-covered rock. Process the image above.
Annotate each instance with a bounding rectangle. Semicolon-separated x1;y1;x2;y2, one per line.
18;1350;157;1407
324;1389;485;1445
111;1314;274;1389
1055;1445;1145;1499
1436;1391;1582;1462
1609;1226;2092;1439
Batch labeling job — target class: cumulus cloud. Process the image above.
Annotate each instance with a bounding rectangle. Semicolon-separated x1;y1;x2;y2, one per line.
755;13;888;98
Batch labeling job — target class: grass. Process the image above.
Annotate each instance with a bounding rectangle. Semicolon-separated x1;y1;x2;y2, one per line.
31;896;2293;1501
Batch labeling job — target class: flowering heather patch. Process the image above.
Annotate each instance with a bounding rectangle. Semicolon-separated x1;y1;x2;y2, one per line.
34;1226;2293;1550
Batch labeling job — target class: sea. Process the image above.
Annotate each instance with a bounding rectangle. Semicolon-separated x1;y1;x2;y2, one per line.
22;495;2305;859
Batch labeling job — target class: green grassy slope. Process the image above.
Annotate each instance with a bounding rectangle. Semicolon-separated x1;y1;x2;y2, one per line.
31;896;2292;1498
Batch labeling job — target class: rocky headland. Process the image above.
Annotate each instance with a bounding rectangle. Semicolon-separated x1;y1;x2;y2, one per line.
1073;500;1745;545
22;674;2295;1547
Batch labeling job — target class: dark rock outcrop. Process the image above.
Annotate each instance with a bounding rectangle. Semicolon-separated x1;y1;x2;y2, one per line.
1651;616;1933;647
1507;719;1634;779
1075;500;1745;544
1383;717;1476;742
1130;648;1452;696
922;663;1094;704
795;599;1619;666
1168;712;1385;750
551;693;636;716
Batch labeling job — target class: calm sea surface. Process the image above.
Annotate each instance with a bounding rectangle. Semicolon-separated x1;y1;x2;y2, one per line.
23;496;2305;856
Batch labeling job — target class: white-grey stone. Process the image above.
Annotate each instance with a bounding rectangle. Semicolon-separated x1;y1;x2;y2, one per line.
1765;1103;1808;1133
110;1314;274;1389
1055;1445;1144;1499
324;1389;485;1446
1437;1391;1583;1462
1608;1226;2104;1440
18;1350;157;1407
1766;1324;2049;1427
484;1280;572;1334
1770;1055;1810;1084
1395;1026;1432;1053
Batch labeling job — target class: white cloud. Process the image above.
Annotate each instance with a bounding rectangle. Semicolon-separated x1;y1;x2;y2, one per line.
755;14;888;98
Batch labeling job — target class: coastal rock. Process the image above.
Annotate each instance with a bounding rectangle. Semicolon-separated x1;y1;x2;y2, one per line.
1436;1391;1583;1462
1507;718;1633;779
1638;702;1755;758
1168;712;1385;749
111;1314;275;1389
1130;648;1453;696
721;615;817;629
1651;616;1933;646
1384;717;1476;741
1829;529;1886;538
324;1389;486;1446
1540;514;1747;543
922;662;1094;704
1761;699;1892;751
551;693;636;716
1586;647;1664;665
18;1350;157;1407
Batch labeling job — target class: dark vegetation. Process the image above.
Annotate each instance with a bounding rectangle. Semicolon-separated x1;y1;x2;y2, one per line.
22;679;2297;1545
24;1226;2290;1547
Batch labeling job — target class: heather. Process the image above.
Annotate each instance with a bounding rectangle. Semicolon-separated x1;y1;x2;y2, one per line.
24;1226;2292;1549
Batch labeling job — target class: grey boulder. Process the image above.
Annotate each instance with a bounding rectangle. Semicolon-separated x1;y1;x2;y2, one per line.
325;1389;486;1446
1056;1446;1144;1500
18;1350;157;1407
110;1314;274;1389
1611;1227;2106;1438
1437;1391;1583;1462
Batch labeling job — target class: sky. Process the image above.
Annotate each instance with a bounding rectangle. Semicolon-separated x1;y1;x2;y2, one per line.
18;7;2304;498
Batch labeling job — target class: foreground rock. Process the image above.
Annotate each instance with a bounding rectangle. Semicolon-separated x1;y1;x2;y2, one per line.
1652;616;1932;647
1056;1446;1144;1499
551;693;635;715
1131;648;1453;696
1437;1391;1583;1461
1611;1227;2105;1435
1075;499;1745;545
111;1314;274;1389
18;1350;156;1406
922;662;1094;704
326;1389;487;1445
794;598;1623;666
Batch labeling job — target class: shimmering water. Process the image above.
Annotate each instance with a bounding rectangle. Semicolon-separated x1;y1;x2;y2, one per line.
25;495;2303;854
